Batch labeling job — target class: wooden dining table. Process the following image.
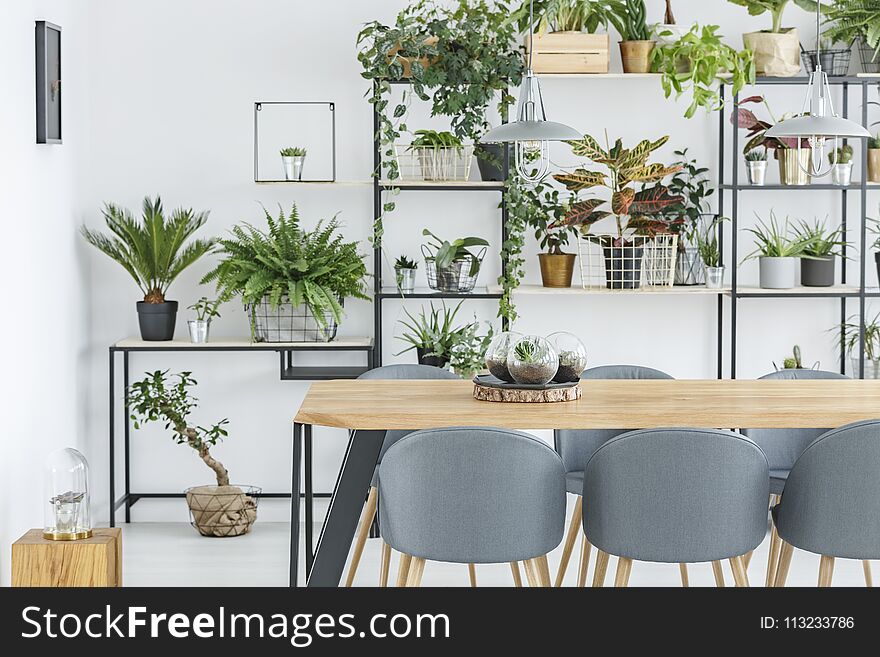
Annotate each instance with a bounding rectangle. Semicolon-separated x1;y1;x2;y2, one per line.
291;378;880;587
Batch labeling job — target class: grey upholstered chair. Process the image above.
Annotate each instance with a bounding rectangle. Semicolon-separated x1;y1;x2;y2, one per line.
772;419;880;587
741;369;868;586
583;428;769;587
378;427;567;587
553;365;704;587
345;364;460;587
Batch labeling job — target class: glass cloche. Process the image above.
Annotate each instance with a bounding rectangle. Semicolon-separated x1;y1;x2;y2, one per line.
484;331;522;382
43;448;92;540
507;335;559;385
548;332;588;383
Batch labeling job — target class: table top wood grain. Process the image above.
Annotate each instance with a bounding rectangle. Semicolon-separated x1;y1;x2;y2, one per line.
294;379;880;430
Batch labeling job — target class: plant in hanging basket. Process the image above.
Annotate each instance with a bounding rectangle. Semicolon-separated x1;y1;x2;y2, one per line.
421;229;489;293
128;370;259;538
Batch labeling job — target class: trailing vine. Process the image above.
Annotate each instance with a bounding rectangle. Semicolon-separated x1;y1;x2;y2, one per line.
497;176;529;326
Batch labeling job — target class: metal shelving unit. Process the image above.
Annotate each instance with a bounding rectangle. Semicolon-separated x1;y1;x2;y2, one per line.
370;79;510;365
719;75;878;378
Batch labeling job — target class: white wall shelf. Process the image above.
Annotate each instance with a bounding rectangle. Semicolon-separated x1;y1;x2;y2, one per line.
492;284;729;296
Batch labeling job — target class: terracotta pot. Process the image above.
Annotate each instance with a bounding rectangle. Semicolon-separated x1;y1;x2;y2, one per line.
538;253;575;288
619;40;655;73
868;149;880;183
743;28;800;77
387;36;438;78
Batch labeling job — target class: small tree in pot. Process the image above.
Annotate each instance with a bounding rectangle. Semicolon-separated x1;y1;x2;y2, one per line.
81;196;216;341
516;181;576;287
128;370;258;537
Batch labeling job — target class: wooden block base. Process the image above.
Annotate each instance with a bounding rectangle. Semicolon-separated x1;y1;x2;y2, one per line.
473;383;582;403
12;528;122;587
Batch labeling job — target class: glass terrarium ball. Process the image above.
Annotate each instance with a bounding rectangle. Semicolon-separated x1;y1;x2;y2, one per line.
43;448;92;541
507;335;559;386
484;331;522;382
548;332;588;383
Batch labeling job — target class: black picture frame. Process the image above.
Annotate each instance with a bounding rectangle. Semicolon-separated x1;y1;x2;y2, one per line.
253;101;337;183
36;20;62;144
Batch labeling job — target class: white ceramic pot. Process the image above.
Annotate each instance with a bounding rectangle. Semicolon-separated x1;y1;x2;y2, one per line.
759;256;798;289
831;162;853;186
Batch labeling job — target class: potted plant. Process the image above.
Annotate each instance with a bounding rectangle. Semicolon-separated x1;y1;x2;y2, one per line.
128;370;259;537
396;300;469;368
733;95;812;185
829;144;854;186
518;181;577;287
727;0;816;77
792;218;846;287
745;148;769;185
841;313;880;378
665;149;715;285
651;24;755;119
696;215;727;289
867;217;880;285
449;321;495;378
776;344;804;370
743;211;812;289
202;204;369;343
617;0;654;73
402;130;472;182
821;0;880;73
552;134;684;289
394;255;418;293
869;133;880;183
279;146;307;181
421;229;489;293
507;335;559;384
81;196;216;341
511;0;624;74
654;0;690;44
187;297;222;344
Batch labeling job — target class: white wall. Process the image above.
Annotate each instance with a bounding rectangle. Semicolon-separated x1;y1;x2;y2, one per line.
0;0;91;585
5;0;876;550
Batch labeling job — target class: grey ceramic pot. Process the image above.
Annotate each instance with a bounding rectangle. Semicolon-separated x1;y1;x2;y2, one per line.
759;257;797;289
137;301;178;341
800;256;834;287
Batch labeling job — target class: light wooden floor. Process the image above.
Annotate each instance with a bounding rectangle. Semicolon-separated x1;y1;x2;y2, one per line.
121;514;872;587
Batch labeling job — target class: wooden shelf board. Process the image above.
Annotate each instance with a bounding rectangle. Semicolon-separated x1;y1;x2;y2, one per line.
114;337;373;350
495;284;729;296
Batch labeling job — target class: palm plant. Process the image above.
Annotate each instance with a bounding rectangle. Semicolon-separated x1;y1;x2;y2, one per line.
202;204;369;328
81;196;215;304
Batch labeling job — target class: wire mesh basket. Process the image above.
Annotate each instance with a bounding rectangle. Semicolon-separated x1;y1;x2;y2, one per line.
857;39;880;73
395;144;474;182
247;297;339;342
801;48;852;76
185;485;260;538
577;234;678;290
422;244;486;293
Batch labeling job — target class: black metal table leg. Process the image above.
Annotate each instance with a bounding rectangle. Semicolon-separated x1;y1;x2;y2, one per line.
109;349;115;528
123;351;131;523
305;424;314;574
307;429;385;587
289;422;303;586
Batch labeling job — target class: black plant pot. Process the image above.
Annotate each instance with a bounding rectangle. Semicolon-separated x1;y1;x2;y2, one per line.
475;143;512;182
801;256;835;287
137;301;178;341
603;244;644;290
875;252;880;288
416;347;448;370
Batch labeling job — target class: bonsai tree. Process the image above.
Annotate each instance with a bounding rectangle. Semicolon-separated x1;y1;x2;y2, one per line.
128;370;230;486
202;204;369;330
551;134;684;244
81;196;215;305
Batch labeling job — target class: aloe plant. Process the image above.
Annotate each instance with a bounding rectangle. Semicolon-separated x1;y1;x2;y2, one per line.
394;255;418;270
742;211;814;260
792;218;847;258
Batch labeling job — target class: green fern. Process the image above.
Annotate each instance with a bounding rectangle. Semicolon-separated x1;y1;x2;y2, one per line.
81;196;215;303
201;204;369;328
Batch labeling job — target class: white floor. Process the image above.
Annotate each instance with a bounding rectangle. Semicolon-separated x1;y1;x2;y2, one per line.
121;511;873;588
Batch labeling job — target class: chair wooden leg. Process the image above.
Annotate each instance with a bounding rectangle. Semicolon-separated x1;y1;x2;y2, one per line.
592;550;610;587
510;562;523;587
818;555;835;587
406;557;426;587
864;560;873;588
396;553;413;588
765;495;781;587
774;541;794;587
523;558;539;587
614;557;633;587
730;556;748;587
577;536;592;588
555;496;583;587
379;541;392;587
679;563;689;587
468;563;477;587
743;550;754;571
344;486;378;587
711;561;725;587
537;554;552;586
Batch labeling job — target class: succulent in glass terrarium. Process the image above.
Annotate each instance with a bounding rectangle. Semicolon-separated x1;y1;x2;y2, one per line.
43;448;92;541
484;331;522;382
507;335;559;385
548;332;588;383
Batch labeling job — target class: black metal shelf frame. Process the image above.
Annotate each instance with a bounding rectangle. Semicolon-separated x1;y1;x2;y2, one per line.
718;76;877;378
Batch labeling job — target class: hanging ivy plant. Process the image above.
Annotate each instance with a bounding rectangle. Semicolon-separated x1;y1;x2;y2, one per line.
497;175;530;325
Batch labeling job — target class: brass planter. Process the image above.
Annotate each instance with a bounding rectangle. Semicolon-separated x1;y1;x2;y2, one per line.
777;149;812;185
868;149;880;183
619;40;655;73
539;253;575;288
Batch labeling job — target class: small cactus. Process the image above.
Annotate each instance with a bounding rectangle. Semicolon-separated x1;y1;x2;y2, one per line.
782;345;803;369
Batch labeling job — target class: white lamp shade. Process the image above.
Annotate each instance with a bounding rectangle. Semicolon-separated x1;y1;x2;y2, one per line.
481;120;581;143
766;114;870;139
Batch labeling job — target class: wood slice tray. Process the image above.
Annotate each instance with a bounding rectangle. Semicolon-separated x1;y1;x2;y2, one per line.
472;375;581;403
